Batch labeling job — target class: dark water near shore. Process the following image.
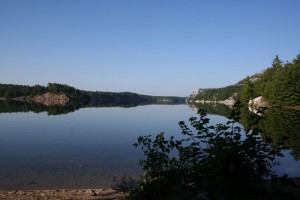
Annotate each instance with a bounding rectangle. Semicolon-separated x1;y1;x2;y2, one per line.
0;103;299;190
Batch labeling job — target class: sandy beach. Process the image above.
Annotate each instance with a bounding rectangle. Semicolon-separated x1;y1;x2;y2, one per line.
0;188;123;200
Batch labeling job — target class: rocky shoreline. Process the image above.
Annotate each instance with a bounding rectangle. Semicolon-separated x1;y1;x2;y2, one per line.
0;92;70;106
0;188;122;200
31;92;69;106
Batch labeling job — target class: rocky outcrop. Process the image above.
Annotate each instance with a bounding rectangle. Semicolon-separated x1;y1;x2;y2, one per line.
190;89;205;98
32;93;69;106
248;96;269;115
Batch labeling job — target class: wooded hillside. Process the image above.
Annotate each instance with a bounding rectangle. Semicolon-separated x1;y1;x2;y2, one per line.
241;54;300;106
189;53;300;107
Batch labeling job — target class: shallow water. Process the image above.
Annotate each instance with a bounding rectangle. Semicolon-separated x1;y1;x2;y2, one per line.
0;104;299;190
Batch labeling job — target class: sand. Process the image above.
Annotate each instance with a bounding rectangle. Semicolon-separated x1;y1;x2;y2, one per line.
0;188;123;200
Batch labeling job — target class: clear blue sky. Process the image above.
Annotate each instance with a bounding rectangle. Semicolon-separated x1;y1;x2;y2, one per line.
1;0;299;96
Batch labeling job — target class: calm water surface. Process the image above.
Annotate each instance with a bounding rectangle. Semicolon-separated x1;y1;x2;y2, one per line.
0;104;299;190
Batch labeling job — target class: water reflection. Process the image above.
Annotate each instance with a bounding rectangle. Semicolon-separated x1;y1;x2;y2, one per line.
190;102;300;176
188;102;232;117
0;100;80;115
0;99;185;115
1;102;299;190
258;109;300;160
0;104;196;190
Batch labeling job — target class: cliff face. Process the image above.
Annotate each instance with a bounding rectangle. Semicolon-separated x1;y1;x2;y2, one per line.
32;93;69;106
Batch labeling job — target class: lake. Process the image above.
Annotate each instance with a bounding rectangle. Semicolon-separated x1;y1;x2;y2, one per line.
0;102;299;190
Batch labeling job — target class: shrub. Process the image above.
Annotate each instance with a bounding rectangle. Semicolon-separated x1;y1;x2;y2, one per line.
129;109;282;199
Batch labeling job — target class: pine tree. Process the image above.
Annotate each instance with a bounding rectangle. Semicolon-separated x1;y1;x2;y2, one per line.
240;77;255;104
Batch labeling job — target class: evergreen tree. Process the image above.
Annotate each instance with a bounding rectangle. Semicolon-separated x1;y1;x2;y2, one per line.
257;54;300;106
272;55;283;68
240;77;254;104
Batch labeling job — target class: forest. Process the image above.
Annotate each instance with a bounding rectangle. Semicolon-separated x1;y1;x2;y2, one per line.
189;53;300;108
0;83;186;106
189;85;242;102
0;83;79;98
241;54;300;107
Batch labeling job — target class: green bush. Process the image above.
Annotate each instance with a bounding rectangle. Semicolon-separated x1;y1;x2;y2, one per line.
129;109;283;199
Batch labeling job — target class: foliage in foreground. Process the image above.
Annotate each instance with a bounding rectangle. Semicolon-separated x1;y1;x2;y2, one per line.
121;108;287;200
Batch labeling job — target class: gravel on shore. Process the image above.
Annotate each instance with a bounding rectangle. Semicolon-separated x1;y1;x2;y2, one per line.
0;188;123;200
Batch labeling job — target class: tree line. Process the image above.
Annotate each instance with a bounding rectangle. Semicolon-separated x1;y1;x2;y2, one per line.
189;53;300;107
188;85;242;102
241;53;300;107
0;83;186;105
0;83;79;98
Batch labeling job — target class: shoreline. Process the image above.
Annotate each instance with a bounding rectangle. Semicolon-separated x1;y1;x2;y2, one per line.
3;177;300;200
0;188;123;200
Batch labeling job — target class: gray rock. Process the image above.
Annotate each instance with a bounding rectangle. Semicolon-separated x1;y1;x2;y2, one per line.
248;96;269;115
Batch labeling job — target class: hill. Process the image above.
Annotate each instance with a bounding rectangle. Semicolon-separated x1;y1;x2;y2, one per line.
188;84;242;106
188;53;300;108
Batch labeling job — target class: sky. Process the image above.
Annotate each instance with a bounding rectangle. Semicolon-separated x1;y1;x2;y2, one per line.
0;0;300;96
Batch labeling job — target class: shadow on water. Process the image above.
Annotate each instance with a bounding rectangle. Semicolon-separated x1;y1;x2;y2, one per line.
4;100;299;160
189;102;300;161
238;106;300;160
258;109;300;160
188;102;232;117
